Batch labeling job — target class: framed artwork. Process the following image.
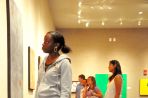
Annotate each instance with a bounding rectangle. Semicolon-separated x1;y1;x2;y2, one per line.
7;0;24;98
71;81;80;93
38;56;41;69
28;46;35;90
140;78;148;95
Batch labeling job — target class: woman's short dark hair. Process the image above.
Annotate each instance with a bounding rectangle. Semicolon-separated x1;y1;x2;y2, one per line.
109;60;122;82
48;31;71;53
79;74;85;80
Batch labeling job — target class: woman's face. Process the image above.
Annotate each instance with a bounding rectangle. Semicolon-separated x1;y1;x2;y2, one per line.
108;63;116;73
87;77;92;86
81;80;87;86
42;33;54;53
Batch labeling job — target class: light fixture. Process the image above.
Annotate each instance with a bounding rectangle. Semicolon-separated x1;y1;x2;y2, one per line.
99;6;103;10
113;37;116;42
120;21;123;25
101;21;105;26
138;21;141;26
85;22;89;27
119;18;123;25
138;18;142;26
78;20;81;24
78;10;81;15
108;6;112;10
91;6;94;9
138;11;143;15
78;2;82;7
109;38;112;42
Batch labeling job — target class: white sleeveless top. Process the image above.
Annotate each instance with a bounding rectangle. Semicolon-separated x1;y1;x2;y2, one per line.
104;74;122;98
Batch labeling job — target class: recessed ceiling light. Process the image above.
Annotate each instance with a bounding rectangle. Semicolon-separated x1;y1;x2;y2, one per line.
91;6;94;9
119;18;122;25
78;20;81;24
113;37;116;42
78;2;82;7
108;7;112;10
85;22;89;27
138;11;143;15
99;6;103;10
138;21;141;26
78;10;81;15
101;21;105;26
109;38;112;42
120;21;123;25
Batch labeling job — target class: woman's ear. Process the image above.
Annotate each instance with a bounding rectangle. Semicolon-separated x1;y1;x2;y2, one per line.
54;43;60;47
56;43;60;47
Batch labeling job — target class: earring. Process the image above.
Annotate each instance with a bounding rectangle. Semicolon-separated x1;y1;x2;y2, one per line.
54;47;58;52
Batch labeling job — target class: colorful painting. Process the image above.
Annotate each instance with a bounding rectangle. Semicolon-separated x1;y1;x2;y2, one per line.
140;79;148;95
71;81;80;93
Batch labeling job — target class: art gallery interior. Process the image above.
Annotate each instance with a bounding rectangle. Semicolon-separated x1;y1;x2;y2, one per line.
0;0;148;98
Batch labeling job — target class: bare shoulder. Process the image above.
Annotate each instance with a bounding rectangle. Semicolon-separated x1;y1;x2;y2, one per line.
114;74;122;82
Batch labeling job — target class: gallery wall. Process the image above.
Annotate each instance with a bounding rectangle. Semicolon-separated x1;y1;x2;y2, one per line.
0;0;7;98
59;28;148;98
8;0;55;98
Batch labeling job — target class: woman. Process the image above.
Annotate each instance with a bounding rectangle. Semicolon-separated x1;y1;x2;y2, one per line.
35;31;72;98
83;76;102;98
104;60;122;98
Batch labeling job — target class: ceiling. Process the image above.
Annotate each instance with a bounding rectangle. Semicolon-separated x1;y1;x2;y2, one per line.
49;0;148;29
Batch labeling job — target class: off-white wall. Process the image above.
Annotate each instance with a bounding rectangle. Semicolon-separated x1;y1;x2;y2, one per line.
12;0;55;98
59;29;148;98
0;0;7;98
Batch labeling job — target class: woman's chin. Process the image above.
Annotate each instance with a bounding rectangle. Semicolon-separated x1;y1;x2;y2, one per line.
42;49;48;53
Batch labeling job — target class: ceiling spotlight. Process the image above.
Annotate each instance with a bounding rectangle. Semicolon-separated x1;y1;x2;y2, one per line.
101;21;105;26
85;22;89;27
113;37;116;42
108;7;112;10
119;18;123;25
78;10;81;15
138;11;143;15
78;2;82;7
78;20;81;24
120;21;123;25
99;6;103;10
91;6;94;9
138;21;141;26
109;38;112;42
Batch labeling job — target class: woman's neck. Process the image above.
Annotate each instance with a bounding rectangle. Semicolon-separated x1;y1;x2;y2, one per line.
45;53;59;65
49;52;60;57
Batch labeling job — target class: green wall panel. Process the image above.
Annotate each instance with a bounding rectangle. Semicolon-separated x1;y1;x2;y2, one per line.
95;74;127;98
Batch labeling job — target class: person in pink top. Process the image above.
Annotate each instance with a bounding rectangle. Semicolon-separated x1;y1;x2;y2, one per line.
82;76;102;98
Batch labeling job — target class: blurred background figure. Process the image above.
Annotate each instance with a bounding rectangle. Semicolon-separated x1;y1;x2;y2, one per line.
83;76;102;98
76;74;85;98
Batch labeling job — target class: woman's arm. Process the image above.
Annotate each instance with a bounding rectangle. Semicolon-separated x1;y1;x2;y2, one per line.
82;86;87;98
114;75;122;98
60;59;72;98
92;88;103;98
